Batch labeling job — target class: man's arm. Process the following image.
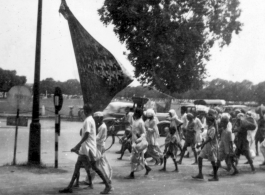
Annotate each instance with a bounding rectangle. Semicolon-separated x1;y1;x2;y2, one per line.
175;117;183;125
71;132;89;152
227;131;233;155
164;143;169;154
197;137;212;149
197;119;204;132
197;127;214;148
229;141;234;156
96;127;103;142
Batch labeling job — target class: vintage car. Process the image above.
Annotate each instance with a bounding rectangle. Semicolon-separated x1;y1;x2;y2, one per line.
223;105;248;113
102;101;134;119
102;101;134;133
194;99;226;107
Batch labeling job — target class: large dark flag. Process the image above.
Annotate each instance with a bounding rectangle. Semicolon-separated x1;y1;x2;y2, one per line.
59;0;132;111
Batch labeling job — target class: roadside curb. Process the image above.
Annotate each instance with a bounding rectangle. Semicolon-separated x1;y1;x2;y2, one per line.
0;114;82;121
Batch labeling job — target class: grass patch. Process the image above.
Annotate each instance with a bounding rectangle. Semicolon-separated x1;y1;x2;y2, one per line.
2;161;68;174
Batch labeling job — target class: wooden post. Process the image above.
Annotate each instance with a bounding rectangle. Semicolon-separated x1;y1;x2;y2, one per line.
55;112;60;168
13;109;19;165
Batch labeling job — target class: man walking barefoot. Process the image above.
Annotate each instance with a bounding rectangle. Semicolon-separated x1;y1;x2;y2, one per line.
59;104;113;194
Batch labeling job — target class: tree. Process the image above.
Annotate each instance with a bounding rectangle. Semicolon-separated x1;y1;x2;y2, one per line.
173;78;256;103
0;68;27;97
39;78;57;95
98;0;242;94
60;79;82;95
254;81;265;105
39;78;82;95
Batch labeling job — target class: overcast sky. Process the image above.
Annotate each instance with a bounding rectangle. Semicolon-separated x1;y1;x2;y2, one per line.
0;0;265;86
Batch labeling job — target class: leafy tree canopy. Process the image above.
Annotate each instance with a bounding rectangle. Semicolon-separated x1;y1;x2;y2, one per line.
254;81;265;105
40;78;82;95
99;0;242;93
0;68;27;93
115;78;263;105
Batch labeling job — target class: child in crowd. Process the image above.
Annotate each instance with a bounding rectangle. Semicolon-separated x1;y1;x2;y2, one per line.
160;126;179;172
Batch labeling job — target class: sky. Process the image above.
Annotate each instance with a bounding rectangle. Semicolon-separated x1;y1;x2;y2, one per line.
0;0;265;86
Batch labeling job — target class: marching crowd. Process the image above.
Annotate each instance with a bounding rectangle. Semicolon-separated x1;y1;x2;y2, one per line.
59;103;265;194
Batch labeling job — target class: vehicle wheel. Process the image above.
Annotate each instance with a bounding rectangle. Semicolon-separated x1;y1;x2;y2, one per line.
104;134;115;152
157;121;170;137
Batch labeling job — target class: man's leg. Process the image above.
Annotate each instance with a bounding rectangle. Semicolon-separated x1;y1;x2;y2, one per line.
208;161;219;181
82;156;94;189
116;139;125;154
184;151;190;158
89;151;112;194
73;171;80;187
173;157;179;172
128;142;132;153
223;155;231;171
192;157;204;179
117;142;126;160
245;150;255;173
160;156;167;171
116;133;127;154
255;138;259;156
144;150;152;176
260;142;265;166
191;145;198;165
124;171;135;179
177;143;188;164
230;155;239;175
59;157;82;193
145;164;152;175
177;142;183;155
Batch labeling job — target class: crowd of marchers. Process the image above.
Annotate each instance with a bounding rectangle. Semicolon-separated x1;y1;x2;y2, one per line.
58;103;265;194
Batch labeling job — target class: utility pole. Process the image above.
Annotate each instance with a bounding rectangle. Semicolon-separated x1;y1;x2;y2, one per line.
28;0;42;165
54;87;63;168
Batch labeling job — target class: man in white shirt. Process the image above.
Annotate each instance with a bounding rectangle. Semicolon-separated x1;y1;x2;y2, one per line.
94;112;112;184
95;112;108;153
59;104;112;194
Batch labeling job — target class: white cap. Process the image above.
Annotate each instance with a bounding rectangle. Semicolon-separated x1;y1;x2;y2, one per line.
94;111;103;117
146;109;155;117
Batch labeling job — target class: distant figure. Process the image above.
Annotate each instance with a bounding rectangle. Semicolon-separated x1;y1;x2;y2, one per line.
69;107;74;121
78;107;85;121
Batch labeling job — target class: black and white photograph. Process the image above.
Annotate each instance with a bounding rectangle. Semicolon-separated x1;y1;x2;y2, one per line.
0;0;265;194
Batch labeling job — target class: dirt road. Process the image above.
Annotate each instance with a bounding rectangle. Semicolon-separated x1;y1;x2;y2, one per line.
0;119;265;195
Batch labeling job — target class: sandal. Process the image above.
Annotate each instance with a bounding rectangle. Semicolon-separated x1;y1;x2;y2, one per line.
59;188;73;193
100;186;113;194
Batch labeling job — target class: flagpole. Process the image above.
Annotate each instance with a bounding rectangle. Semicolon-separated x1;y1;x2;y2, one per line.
28;0;42;165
